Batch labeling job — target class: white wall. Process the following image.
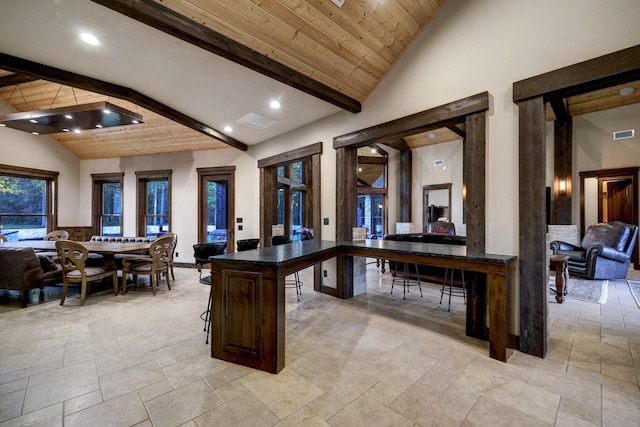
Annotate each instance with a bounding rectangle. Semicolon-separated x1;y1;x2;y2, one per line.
0;126;80;225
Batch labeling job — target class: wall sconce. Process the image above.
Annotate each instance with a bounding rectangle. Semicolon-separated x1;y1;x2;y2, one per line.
559;179;567;195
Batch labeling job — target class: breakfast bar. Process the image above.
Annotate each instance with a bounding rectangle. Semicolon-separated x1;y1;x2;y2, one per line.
210;240;517;374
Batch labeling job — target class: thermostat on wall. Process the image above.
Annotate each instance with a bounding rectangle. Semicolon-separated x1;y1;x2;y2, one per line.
434;159;444;167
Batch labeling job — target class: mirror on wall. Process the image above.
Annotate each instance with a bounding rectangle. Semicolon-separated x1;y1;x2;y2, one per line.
422;183;452;232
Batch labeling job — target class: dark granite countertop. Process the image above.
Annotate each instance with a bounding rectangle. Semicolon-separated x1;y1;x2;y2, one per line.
209;239;516;266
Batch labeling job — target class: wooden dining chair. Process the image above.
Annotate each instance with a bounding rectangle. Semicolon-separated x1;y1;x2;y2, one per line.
55;240;118;306
121;234;173;295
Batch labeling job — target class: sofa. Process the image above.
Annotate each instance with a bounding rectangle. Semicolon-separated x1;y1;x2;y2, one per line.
0;246;62;307
383;233;466;284
550;221;638;279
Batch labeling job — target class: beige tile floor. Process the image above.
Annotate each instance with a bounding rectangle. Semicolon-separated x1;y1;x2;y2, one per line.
1;263;639;426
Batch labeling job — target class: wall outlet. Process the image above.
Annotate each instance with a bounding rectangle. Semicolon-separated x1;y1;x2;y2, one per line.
175;252;179;258
323;217;329;225
238;225;243;230
323;270;327;277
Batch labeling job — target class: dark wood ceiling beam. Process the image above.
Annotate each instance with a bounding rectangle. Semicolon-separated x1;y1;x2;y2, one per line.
0;53;247;151
513;44;640;102
0;73;39;88
91;0;361;114
334;92;489;149
447;124;466;138
549;98;570;123
379;138;410;151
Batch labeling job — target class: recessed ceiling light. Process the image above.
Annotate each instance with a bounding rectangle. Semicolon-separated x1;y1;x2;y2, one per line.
64;114;73;119
224;126;233;133
371;147;377;153
270;100;281;109
79;32;100;46
103;109;111;114
31;132;39;135
358;167;362;172
74;129;81;134
428;132;436;139
132;120;139;124
29;119;37;123
620;87;634;96
96;124;103;128
62;128;70;132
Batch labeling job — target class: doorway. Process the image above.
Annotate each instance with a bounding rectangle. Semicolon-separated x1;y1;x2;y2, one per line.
580;167;639;269
197;167;235;252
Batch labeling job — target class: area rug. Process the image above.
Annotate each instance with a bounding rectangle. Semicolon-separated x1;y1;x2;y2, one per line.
548;274;608;304
627;281;640;308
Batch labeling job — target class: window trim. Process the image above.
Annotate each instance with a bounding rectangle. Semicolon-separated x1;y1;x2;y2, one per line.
197;166;235;251
135;169;172;237
0;164;59;234
91;172;124;237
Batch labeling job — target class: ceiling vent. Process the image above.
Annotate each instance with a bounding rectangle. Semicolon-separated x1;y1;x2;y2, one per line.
613;129;635;140
331;0;346;7
236;112;279;129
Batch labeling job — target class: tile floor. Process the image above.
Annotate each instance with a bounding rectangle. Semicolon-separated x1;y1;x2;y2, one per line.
1;263;639;426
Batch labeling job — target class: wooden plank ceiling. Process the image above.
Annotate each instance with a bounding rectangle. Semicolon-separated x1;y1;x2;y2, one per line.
1;0;639;159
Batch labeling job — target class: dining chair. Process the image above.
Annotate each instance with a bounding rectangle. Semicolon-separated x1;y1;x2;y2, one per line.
166;232;178;281
45;230;70;241
121;234;173;296
55;240;118;306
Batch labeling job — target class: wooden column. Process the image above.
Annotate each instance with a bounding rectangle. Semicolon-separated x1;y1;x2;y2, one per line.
518;96;548;358
399;149;412;223
464;111;487;339
259;167;278;247
335;146;357;298
553;118;572;224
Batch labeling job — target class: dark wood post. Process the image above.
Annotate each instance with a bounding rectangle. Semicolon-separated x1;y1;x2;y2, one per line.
518;96;548;358
553;118;572;224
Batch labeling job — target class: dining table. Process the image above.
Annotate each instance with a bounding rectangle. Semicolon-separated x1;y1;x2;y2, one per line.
0;240;151;289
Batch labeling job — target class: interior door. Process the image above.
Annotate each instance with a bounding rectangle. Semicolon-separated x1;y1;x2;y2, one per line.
606;179;633;224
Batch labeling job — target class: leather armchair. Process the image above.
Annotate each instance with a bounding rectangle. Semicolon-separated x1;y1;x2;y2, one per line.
550;221;638;279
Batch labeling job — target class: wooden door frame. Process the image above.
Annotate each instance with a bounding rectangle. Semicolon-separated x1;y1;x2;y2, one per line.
579;167;639;269
197;166;235;252
334;93;489;340
514;44;640;358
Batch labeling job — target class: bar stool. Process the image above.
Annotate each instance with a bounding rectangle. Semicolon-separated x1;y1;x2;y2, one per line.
193;242;227;344
271;235;303;301
390;261;422;299
440;268;466;311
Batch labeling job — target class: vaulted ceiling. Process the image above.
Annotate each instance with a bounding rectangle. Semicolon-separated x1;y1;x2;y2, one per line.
1;1;638;160
0;0;448;159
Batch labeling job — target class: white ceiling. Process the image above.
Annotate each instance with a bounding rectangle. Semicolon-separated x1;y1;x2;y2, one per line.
0;0;342;146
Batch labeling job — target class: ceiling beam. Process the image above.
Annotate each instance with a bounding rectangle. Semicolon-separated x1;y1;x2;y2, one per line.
0;53;247;151
334;92;489;149
447;124;466;138
0;73;38;88
513;44;640;102
91;0;362;114
549;98;570;123
378;138;410;151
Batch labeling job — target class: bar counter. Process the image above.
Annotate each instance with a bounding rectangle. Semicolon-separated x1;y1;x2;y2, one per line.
210;239;517;373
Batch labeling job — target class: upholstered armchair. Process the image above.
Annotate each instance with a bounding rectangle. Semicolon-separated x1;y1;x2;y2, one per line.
550;221;638;279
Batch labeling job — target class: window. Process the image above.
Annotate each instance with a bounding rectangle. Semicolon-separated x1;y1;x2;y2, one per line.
0;164;58;241
136;170;171;238
92;173;123;236
357;146;387;238
197;167;235;250
276;161;308;241
258;142;321;246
